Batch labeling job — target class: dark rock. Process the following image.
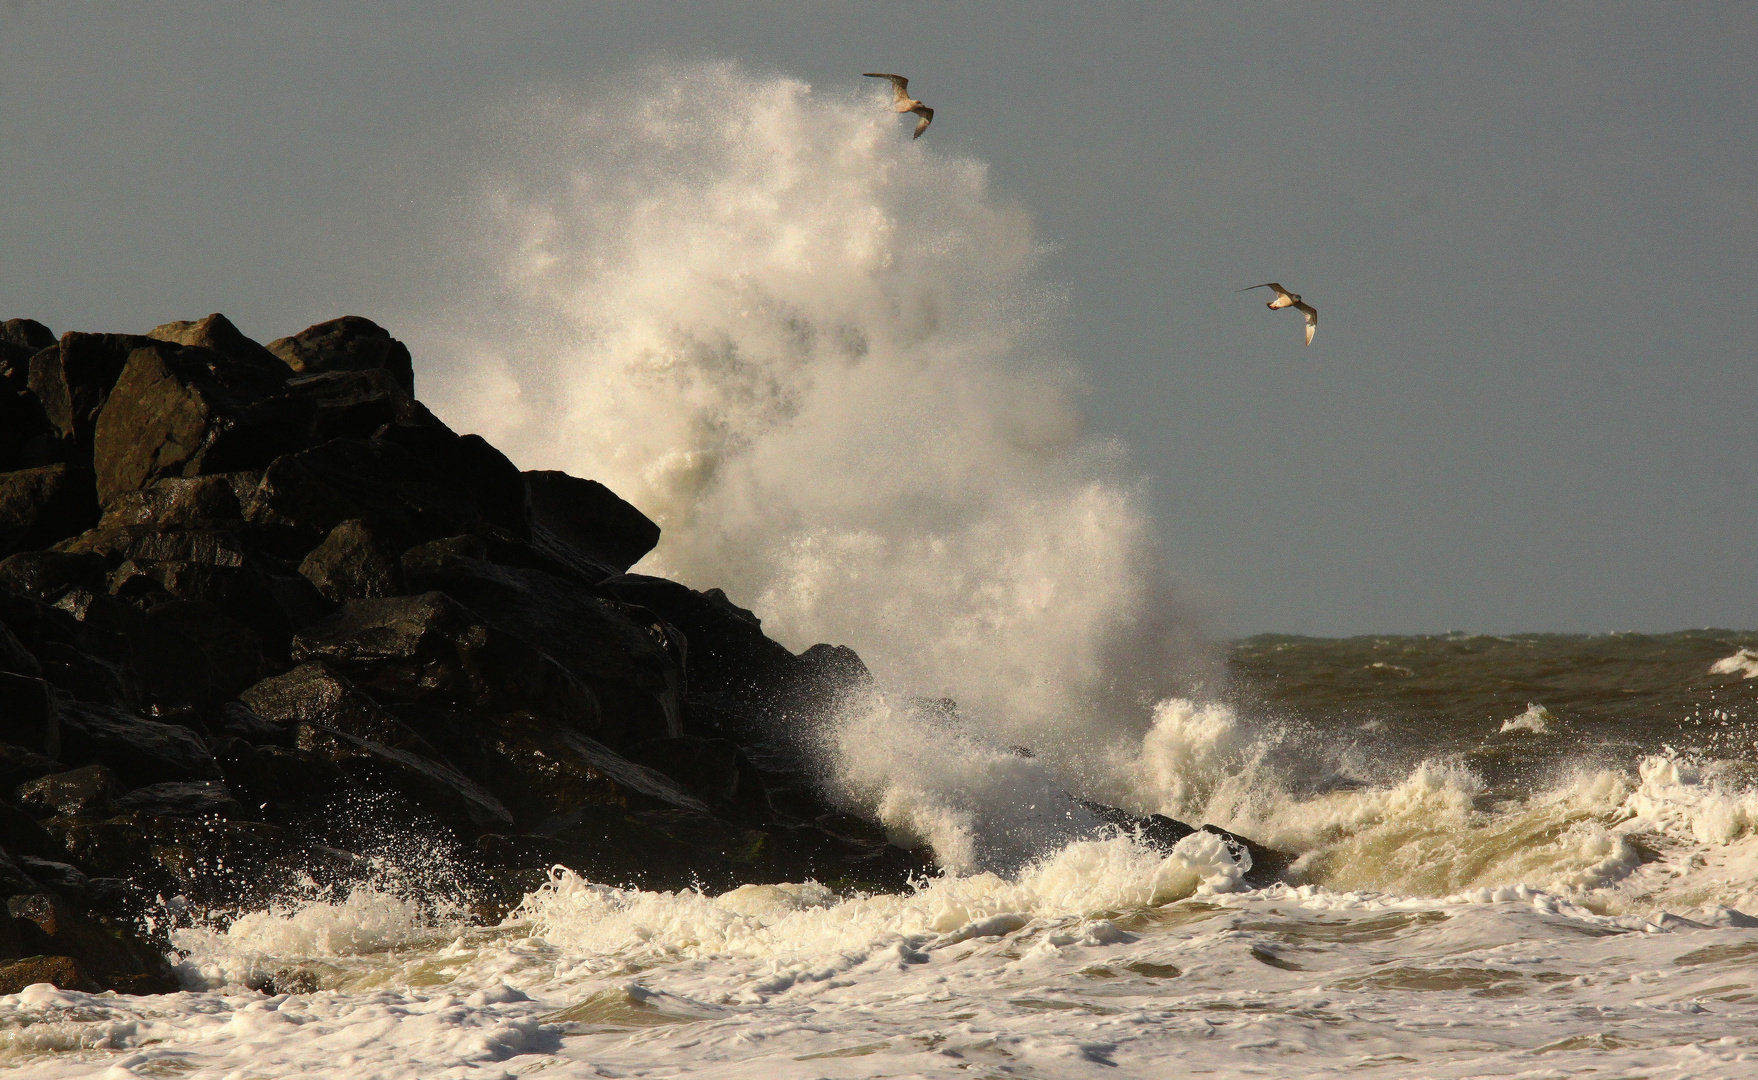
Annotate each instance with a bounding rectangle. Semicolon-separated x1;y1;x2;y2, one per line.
299;519;403;602
620;736;771;818
470;710;709;826
27;333;155;464
211;702;288;745
0;742;61;790
452;435;529;539
0;621;43;679
49;700;219;787
55;810;300;907
123;600;264;706
0;673;56;748
0;550;108;601
0;319;55;354
267;316;415;394
0;954;100;994
0;388;49;473
0;846;43;898
0;464;100;557
602;575;800;716
245;437;485;550
284;367;428;442
90;341;303;504
112;780;244;819
1076;799;1292;887
0;590;135;707
16;858;92;904
15;764;116;818
31;640;137;710
401;534;487;576
402;557;681;744
212;737;282;808
147;313;283;371
6;892;177;993
490;805;922;894
293;723;512;832
0;805;57;859
240;662;440;757
98;474;251;531
524;470;660;574
247;744;354;801
291;592;605;738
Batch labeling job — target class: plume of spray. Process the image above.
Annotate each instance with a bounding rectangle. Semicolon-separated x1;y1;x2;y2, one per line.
415;62;1216;872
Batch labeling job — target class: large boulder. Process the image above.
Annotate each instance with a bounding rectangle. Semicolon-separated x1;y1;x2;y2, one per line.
291;592;611;739
620;735;771;819
54;811;302;909
0;741;61;791
147;313;282;369
112;780;245;819
6;891;177;994
27;333;156;464
90;341;304;505
97;473;256;531
523;470;660;575
15;764;117;817
0;673;56;752
239;662;441;758
467;710;710;825
0;320;55;351
293;723;512;833
245;436;493;550
0;362;50;470
284;367;429;443
0;464;100;557
267;316;414;394
0;550;108;601
0;587;136;706
118;600;264;707
0;955;100;995
298;519;403;602
48;699;219;787
402;555;682;742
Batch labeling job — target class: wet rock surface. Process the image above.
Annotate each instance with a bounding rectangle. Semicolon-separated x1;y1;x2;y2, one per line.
0;310;1281;996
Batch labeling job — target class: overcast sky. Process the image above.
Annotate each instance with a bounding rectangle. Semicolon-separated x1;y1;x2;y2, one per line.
3;2;1754;636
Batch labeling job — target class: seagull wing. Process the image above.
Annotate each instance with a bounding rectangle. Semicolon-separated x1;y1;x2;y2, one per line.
1241;282;1295;306
864;72;910;102
912;106;934;138
1293;301;1317;344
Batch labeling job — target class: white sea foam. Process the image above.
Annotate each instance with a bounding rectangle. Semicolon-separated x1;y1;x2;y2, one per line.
415;62;1214;870
1711;646;1758;678
1499;701;1553;733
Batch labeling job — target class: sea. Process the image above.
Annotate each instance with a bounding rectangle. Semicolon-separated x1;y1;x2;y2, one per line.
7;64;1758;1078
6;632;1758;1078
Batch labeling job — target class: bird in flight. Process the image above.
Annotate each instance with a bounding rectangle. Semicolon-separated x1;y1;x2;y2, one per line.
864;72;934;138
1240;282;1318;345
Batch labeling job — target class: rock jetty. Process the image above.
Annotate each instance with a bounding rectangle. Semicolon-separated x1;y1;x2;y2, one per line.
0;313;1279;995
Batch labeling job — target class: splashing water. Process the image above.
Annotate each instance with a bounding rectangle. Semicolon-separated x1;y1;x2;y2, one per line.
417;61;1210;865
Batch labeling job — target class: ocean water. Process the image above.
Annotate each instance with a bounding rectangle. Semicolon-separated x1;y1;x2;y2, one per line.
7;66;1758;1077
8;633;1758;1078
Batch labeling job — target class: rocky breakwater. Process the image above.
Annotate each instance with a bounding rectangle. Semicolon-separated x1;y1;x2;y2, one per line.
0;313;1283;995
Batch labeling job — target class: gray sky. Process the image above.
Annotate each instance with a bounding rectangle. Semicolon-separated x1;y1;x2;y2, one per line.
4;1;1754;636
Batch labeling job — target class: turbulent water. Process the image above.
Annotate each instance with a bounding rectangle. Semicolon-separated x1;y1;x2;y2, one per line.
8;66;1758;1078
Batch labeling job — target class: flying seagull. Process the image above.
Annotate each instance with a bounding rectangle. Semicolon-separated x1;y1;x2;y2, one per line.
864;72;934;138
1240;282;1318;345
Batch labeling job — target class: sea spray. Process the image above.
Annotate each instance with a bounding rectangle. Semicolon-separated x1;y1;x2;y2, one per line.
416;61;1213;866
